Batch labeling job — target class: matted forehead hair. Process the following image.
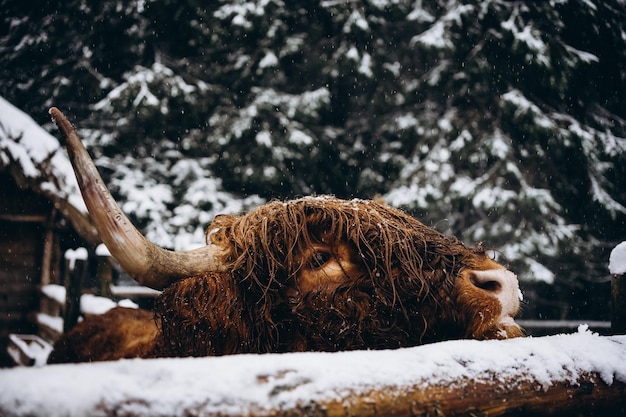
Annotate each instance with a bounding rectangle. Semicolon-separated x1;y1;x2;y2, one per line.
206;196;488;298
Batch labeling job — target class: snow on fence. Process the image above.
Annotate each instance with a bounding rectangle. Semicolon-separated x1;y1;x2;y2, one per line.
0;329;625;417
611;241;626;334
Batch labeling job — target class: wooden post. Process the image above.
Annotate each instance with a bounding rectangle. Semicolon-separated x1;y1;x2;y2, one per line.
96;244;113;298
40;217;55;286
610;242;626;334
613;274;626;334
39;208;59;319
63;248;88;333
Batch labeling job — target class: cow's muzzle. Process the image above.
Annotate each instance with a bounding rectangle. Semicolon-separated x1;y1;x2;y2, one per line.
469;268;524;337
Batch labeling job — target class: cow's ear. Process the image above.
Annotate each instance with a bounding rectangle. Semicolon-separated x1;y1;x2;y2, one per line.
205;214;236;245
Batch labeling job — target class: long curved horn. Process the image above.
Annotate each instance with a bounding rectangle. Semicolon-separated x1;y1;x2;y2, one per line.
49;107;225;290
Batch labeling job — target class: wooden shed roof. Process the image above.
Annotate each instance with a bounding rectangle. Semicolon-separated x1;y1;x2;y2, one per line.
0;96;97;245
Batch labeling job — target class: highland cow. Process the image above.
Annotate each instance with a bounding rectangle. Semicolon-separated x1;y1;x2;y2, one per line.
47;107;524;364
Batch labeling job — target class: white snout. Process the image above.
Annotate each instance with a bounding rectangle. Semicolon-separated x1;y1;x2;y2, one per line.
471;269;522;319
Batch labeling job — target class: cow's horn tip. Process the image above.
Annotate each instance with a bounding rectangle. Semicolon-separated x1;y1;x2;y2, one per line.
49;106;70;122
49;107;76;143
49;106;61;120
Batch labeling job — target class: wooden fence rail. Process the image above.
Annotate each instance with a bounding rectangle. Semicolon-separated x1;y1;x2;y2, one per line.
1;331;624;416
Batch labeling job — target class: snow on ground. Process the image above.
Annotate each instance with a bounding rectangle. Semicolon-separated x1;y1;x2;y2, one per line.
0;328;624;417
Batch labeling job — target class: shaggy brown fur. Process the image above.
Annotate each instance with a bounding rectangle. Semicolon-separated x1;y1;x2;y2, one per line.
47;307;156;363
50;196;523;363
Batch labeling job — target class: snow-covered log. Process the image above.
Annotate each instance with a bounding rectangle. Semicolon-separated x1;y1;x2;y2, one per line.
0;329;624;416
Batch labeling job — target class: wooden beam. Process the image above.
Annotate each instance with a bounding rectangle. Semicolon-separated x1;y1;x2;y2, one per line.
0;213;47;222
317;375;625;416
40;209;56;287
0;333;624;416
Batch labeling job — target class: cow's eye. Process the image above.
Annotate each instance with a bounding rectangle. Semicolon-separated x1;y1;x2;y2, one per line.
309;251;331;269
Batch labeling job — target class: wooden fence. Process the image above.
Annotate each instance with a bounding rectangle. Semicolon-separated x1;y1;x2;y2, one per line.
1;331;625;416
